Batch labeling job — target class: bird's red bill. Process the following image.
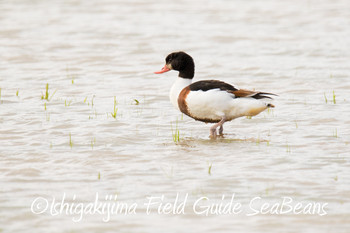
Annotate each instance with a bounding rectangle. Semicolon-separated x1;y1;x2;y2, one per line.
154;65;170;74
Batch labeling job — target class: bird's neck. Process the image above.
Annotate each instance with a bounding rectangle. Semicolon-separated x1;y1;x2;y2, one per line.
178;61;195;79
179;69;194;79
169;77;192;110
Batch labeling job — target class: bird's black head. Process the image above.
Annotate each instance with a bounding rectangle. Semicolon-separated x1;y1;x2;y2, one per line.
155;51;195;79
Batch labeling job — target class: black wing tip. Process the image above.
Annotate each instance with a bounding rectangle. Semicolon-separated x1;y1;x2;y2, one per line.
253;92;278;99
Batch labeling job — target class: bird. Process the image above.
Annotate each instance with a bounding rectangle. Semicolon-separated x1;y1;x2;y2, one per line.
154;51;276;138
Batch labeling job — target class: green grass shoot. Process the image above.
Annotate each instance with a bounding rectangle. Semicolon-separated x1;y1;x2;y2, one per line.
98;172;101;180
41;83;49;100
333;128;338;138
66;66;76;84
208;162;212;175
324;91;337;104
286;143;291;153
16;90;19;97
267;107;272;115
91;137;96;149
65;99;72;107
171;118;180;143
69;133;73;148
111;96;118;118
256;134;261;145
134;99;139;105
41;83;57;101
91;96;95;108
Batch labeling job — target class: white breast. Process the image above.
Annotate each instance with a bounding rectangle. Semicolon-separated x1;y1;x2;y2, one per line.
169;78;192;110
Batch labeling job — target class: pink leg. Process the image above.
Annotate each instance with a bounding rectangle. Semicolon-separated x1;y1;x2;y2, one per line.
210;117;226;138
219;125;224;136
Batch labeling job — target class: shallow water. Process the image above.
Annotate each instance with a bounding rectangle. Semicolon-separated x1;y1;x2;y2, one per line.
1;0;350;232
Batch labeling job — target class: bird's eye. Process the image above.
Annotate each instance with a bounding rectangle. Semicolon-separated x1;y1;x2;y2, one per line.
166;53;177;63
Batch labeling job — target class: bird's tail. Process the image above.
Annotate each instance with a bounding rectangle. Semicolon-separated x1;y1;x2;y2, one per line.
252;92;278;100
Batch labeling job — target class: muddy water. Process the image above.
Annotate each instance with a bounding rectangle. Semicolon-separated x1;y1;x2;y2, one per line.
1;0;350;232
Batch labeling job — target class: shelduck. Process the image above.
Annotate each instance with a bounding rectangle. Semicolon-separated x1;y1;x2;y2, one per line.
155;51;276;138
